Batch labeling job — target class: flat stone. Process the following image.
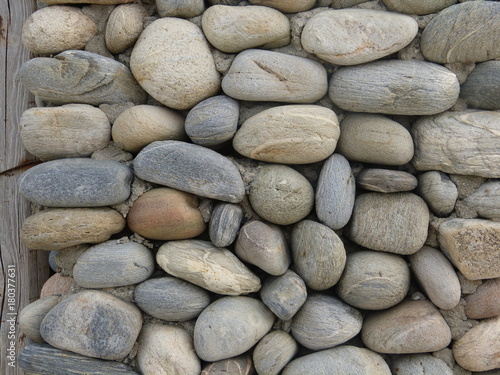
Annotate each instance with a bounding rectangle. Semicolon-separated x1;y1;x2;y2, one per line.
291;220;346;290
315;153;355;229
127;188;206;240
19;295;61;343
253;331;298;375
209;203;243;248
40;273;75;298
22;6;97;54
464;181;500;220
19;158;132;207
291;294;362;351
336;250;410;310
302;9;417;65
133;141;245;203
381;0;457;15
248;0;316;13
202;355;253;375
20;104;110;161
156;0;205;17
439;218;500;280
233;105;340;164
362;300;452;354
21;208;125;251
134;276;211;321
389;354;453;375
194;296;274;362
19;50;146;105
137;323;200;375
40;290;142;360
202;5;290;53
357;169;417;193
465;278;500;320
105;4;147;54
130;18;220;110
461;61;500;110
421;2;500;63
418;171;458;216
347;193;429;255
222;49;328;103
329;60;459;115
156;240;261;295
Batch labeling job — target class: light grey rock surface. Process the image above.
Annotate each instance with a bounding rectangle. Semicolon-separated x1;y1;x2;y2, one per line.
418;171;458;216
464;181;500;220
19;296;61;343
357;169;418;193
105;4;146;54
381;0;456;15
156;0;205;18
390;354;453;375
461;61;500;110
253;331;298;375
248;0;316;13
209;203;243;248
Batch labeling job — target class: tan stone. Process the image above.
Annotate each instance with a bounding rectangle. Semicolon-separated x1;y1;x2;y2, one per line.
41;0;134;4
465;278;500;319
105;4;147;54
248;0;316;13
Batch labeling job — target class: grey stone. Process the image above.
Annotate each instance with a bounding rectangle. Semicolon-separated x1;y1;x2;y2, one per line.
418;171;458;216
248;0;316;13
329;60;460;115
461;61;500;110
315;153;355;230
291;220;346;290
19;295;61;343
381;0;457;15
464;181;500;220
18;50;146;105
357;169;418;193
19;158;132;207
194;296;274;362
105;4;147;54
222;49;328;103
421;2;500;63
202;355;253;375
260;269;307;321
209;203;243;248
134;276;211;321
390;354;453;375
48;251;58;272
41;0;135;3
133;141;245;203
253;331;298;375
156;0;205;18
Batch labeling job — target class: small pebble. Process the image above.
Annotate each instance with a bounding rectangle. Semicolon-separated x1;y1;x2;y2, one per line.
418;171;458;216
357;169;418;193
208;203;243;247
253;331;298;375
156;0;205;18
202;354;253;375
105;4;147;54
40;273;75;298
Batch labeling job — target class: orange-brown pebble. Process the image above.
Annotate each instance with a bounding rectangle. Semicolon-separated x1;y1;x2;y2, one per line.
40;273;75;298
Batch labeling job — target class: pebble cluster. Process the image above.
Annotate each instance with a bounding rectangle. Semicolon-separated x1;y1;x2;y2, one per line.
16;0;500;374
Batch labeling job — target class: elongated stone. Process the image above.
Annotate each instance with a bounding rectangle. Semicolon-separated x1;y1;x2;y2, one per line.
253;331;298;375
461;61;500;110
105;4;147;54
329;60;459;115
19;158;132;207
248;0;316;13
18;50;146;105
357;169;417;193
156;0;205;17
156;240;261;295
464;181;500;220
19;296;61;343
389;354;453;375
209;203;243;248
381;0;456;15
133;141;245;203
418;171;457;216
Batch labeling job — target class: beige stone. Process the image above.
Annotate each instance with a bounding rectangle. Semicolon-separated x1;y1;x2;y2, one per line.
465;278;500;319
105;4;147;54
41;0;134;4
40;273;75;298
381;0;457;15
19;296;61;343
248;0;316;13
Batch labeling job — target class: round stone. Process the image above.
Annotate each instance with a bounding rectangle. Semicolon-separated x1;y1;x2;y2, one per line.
253;331;298;375
461;61;500;110
105;4;147;54
202;355;253;375
464;181;500;220
418;171;458;216
356;169;418;193
209;203;243;248
19;295;61;343
381;0;457;15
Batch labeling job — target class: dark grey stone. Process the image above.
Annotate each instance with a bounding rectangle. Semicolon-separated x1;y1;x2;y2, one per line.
461;61;500;110
209;203;243;247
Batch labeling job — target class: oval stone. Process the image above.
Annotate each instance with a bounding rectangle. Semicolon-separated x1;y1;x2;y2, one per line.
134;277;211;321
21;208;125;251
156;0;205;18
133;141;245;203
222;49;328;103
421;2;500;63
381;0;457;15
233;105;340;164
105;4;147;54
418;171;458;216
461;61;500;110
130;18;220;110
248;0;316;13
357;169;418;193
202;355;253;375
329;60;459;115
464;181;500;220
465;278;500;320
389;354;453;375
19;295;61;343
302;9;417;65
40;273;75;298
194;296;274;362
209;203;243;248
253;331;298;375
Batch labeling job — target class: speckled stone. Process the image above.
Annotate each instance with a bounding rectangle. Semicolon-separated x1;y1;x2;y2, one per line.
19;295;61;343
356;169;418;193
253;331;298;375
209;203;243;248
105;4;147;54
461;61;500;110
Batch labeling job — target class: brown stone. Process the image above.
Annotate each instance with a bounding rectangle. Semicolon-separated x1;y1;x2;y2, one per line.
40;273;75;298
465;278;500;319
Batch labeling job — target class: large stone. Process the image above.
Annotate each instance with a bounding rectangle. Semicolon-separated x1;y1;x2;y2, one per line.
130;18;220;110
389;354;453;375
412;111;500;178
381;0;457;15
105;4;147;54
461;61;500;110
421;2;500;63
18;50;146;105
418;171;458;216
209;203;243;248
329;60;459;115
19;296;61;343
464;181;500;220
465;278;500;320
222;49;328;103
301;9;417;65
253;331;298;375
248;0;316;13
133;141;245;203
357;169;418;194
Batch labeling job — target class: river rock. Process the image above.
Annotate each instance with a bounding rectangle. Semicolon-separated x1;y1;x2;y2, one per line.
336;250;410;310
40;273;75;298
19;295;61;343
233;105;340;164
439;218;500;280
315;153;355;229
127;188;206;240
19;158;132;207
453;315;500;372
133;141;245;203
329;60;460;115
156;240;261;295
235;221;290;276
362;300;452;354
464;181;500;220
222;49;328;103
357;169;417;193
302;9;417;65
461;61;500;110
22;6;97;54
253;331;298;375
20;104;110;161
209;203;243;247
390;354;453;375
347;193;429;255
130;18;220;110
282;345;391;375
41;0;135;3
73;240;154;288
291;220;346;290
105;4;147;54
418;171;457;216
21;208;125;251
291;294;362;351
249;165;314;225
381;0;456;15
112;105;185;153
409;246;461;310
194;296;274;362
40;290;142;360
137;323;200;375
156;0;205;17
421;2;500;63
202;355;253;375
134;277;211;321
465;278;500;320
260;270;307;321
248;0;316;13
202;5;290;53
412;111;500;178
18;50;146;105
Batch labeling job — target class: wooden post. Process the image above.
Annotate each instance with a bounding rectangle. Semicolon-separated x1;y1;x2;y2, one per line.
0;1;50;374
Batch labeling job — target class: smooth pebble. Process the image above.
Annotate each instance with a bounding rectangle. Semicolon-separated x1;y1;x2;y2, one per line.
248;0;316;13
208;203;243;248
418;171;458;216
389;354;453;375
19;296;61;343
357;169;418;193
105;4;147;54
461;61;500;110
253;331;298;375
156;0;205;18
464;278;500;320
381;0;457;15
